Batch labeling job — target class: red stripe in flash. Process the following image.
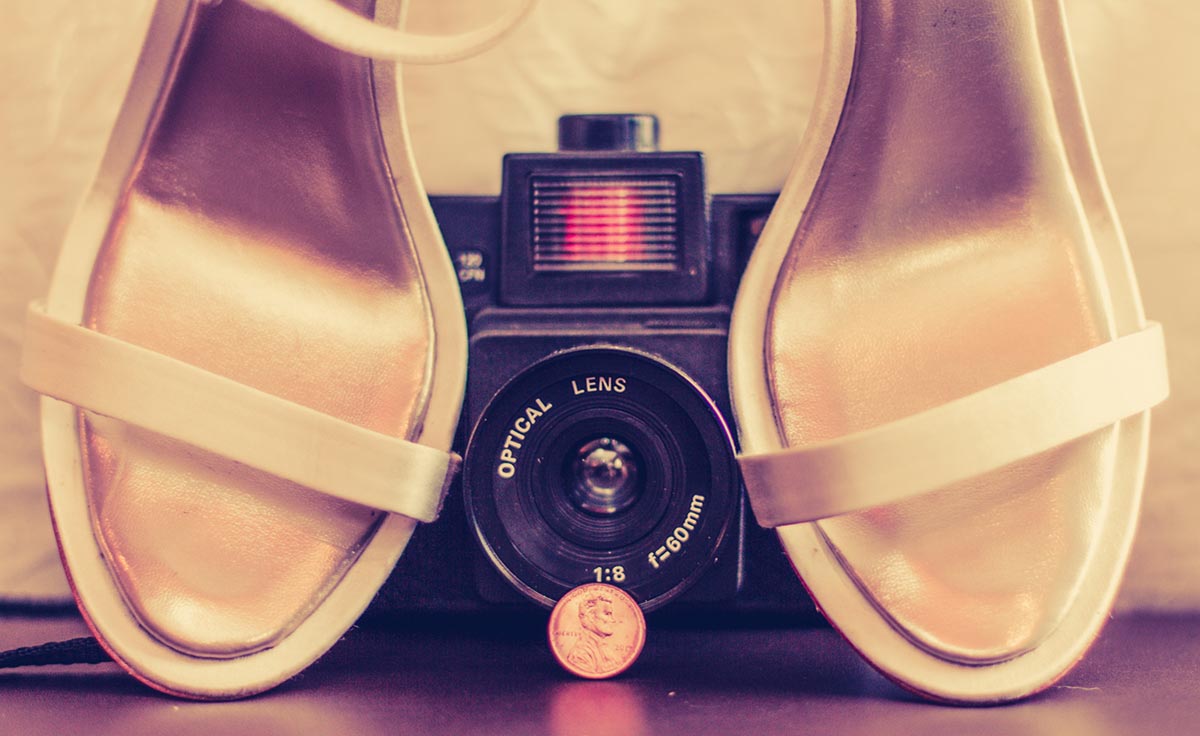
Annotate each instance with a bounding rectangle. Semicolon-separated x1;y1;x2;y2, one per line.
531;176;680;271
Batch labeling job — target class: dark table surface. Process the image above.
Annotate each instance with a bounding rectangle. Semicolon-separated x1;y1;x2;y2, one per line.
1;612;1197;735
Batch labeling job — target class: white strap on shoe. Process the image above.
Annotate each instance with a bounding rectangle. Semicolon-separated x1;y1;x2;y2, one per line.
740;323;1169;528
241;0;537;64
20;304;456;523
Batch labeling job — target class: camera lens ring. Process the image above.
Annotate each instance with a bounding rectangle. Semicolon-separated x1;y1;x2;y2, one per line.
463;346;739;612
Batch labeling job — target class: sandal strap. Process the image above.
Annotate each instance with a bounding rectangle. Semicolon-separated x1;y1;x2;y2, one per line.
20;303;456;523
740;323;1169;528
241;0;537;64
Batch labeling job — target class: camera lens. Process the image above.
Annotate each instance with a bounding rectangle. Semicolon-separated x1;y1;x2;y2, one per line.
463;347;739;612
568;437;640;516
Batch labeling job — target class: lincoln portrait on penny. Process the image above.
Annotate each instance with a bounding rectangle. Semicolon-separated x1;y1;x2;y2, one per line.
565;592;621;674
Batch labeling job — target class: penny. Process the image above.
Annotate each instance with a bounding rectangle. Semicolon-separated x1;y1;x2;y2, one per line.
548;583;646;680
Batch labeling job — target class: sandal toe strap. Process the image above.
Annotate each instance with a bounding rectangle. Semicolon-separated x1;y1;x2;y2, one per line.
20;303;455;523
740;323;1169;528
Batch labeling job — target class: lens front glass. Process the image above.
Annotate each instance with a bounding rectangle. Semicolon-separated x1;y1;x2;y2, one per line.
568;437;641;516
464;348;738;612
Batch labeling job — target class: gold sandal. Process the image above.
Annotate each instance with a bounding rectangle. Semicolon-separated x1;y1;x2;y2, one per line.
731;0;1168;703
20;0;533;699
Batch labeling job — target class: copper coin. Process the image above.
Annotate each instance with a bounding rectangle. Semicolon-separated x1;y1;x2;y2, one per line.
548;583;646;680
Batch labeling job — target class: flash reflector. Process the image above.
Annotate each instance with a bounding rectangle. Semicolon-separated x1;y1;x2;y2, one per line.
499;115;707;307
530;175;681;272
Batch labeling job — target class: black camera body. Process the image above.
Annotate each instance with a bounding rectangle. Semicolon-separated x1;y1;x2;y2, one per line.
373;116;815;620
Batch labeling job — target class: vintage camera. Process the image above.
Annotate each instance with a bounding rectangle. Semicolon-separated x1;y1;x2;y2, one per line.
374;115;815;620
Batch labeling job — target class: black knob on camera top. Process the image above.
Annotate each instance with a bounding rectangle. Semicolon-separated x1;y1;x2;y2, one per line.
557;114;660;153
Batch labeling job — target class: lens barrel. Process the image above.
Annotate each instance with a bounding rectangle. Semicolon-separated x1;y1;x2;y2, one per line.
464;347;738;611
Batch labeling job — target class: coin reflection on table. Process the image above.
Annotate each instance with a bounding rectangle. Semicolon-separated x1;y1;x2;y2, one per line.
548;583;646;680
548;681;648;736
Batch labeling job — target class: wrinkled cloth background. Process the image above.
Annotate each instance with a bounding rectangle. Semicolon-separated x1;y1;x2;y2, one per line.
1;0;1196;610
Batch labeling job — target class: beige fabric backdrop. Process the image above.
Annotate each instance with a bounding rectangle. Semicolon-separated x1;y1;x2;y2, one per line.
1;0;1195;609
